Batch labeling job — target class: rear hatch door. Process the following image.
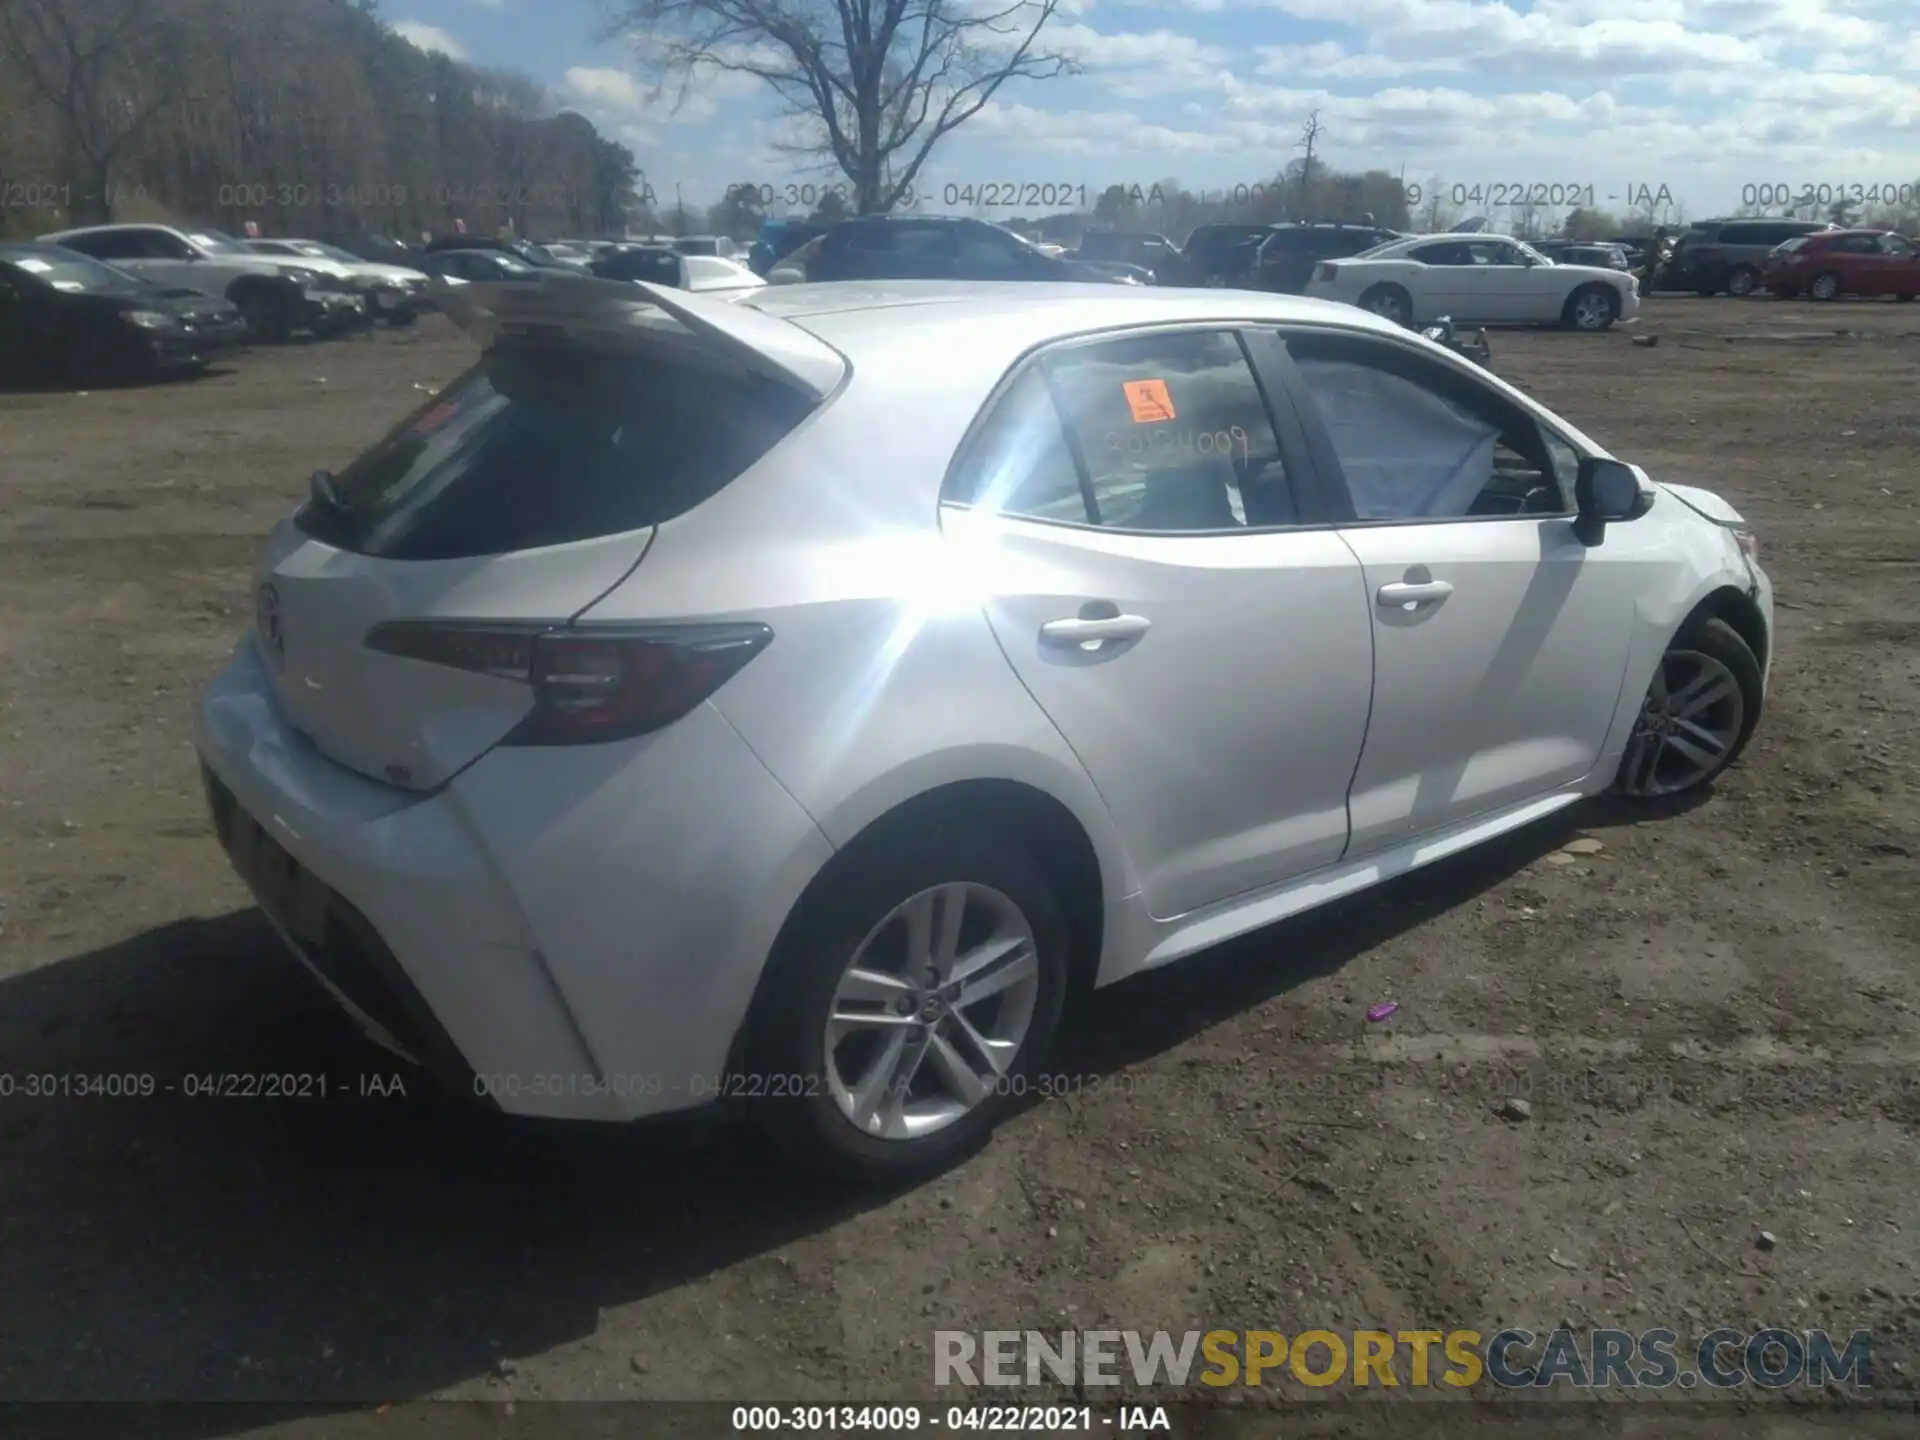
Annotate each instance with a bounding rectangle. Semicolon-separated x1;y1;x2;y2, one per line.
255;275;844;790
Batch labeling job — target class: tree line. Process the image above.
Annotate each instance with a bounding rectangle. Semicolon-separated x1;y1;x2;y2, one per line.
0;0;643;242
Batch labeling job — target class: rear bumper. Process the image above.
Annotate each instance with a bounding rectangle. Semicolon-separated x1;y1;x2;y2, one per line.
193;638;833;1121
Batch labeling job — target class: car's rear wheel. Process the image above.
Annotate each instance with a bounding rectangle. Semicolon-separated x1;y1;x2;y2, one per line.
1357;283;1412;327
1726;265;1760;297
1808;272;1842;301
1563;284;1619;332
1614;617;1762;798
745;828;1069;1182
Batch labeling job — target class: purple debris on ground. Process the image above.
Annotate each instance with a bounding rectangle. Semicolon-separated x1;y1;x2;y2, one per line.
1366;1001;1400;1023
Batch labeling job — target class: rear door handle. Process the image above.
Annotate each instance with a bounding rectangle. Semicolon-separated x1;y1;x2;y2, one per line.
1377;581;1454;606
1039;614;1152;646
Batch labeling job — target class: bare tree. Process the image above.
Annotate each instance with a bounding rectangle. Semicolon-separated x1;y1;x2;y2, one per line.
607;0;1079;214
0;0;194;223
1295;108;1323;216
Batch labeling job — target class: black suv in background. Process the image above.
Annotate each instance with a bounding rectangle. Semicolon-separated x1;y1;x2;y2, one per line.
1245;222;1404;293
1665;218;1837;296
767;216;1131;284
1177;223;1279;286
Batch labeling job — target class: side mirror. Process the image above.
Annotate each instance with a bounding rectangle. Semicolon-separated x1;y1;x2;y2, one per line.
1574;457;1654;545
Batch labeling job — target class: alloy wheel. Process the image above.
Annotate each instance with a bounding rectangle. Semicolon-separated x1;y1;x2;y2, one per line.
824;882;1040;1141
1728;268;1758;297
1616;648;1746;796
1571;291;1614;330
1810;273;1841;301
1364;289;1408;325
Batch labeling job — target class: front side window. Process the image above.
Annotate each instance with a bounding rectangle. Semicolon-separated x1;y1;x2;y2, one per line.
1284;333;1572;521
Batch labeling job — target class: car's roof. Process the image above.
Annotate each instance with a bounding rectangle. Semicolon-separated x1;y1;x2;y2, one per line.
0;241;80;259
742;280;1403;353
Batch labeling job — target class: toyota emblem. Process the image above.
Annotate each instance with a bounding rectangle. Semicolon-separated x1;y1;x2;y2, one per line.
256;583;284;663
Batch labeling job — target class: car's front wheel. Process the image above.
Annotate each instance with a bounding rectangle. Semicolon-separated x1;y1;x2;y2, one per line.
745;828;1069;1182
1808;271;1842;301
1563;284;1619;331
1614;616;1762;798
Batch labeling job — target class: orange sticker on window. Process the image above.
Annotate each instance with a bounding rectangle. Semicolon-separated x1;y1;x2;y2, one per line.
1122;378;1177;424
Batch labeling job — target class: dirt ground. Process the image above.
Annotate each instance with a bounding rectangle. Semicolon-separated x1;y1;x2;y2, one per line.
1;297;1917;1432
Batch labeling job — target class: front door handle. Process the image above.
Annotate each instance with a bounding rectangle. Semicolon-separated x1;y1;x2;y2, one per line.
1039;614;1152;646
1377;580;1454;607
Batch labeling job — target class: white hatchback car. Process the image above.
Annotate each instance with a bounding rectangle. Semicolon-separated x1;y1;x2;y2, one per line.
196;277;1771;1180
1305;232;1641;331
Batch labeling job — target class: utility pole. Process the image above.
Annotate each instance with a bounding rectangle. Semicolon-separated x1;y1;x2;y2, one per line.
1297;109;1324;219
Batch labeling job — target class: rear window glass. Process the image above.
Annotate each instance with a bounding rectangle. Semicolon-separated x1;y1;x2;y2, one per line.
296;340;815;560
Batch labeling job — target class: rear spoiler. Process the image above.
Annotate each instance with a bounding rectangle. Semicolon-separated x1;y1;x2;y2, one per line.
432;273;846;401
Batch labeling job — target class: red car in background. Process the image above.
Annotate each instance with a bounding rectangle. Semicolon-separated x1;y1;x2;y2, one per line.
1763;229;1920;301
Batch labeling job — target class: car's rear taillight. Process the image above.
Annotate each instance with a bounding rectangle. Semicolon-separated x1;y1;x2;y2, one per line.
365;620;772;745
1314;263;1338;281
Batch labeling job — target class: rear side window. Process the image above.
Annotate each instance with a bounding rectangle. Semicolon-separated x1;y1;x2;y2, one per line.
297;341;816;559
1043;330;1294;530
946;330;1298;531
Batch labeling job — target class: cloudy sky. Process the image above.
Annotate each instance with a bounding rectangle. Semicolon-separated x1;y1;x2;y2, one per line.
387;0;1920;219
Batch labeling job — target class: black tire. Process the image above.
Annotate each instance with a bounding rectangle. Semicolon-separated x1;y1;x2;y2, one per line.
1562;283;1619;332
1808;271;1842;301
1897;294;1915;303
384;307;419;327
1726;265;1759;297
232;284;294;343
1357;283;1412;327
743;825;1070;1184
1613;615;1763;798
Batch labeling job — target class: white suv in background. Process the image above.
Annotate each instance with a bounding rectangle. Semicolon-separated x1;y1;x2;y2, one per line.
38;223;366;341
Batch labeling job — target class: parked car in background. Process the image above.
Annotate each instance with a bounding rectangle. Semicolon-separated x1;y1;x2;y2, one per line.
749;219;836;276
244;237;430;324
420;234;578;271
0;241;246;385
767;216;1135;284
418;249;572;285
671;235;738;259
589;245;766;296
332;234;424;268
1536;240;1632;271
38;223;365;341
1663;218;1836;296
1304;232;1639;330
1069;260;1157;285
1074;229;1181;281
1762;229;1920;301
532;241;597;269
197;274;1770;1183
1177;223;1278;286
1245;223;1406;294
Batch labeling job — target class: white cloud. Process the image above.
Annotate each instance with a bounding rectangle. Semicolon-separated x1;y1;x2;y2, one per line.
390;20;469;60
